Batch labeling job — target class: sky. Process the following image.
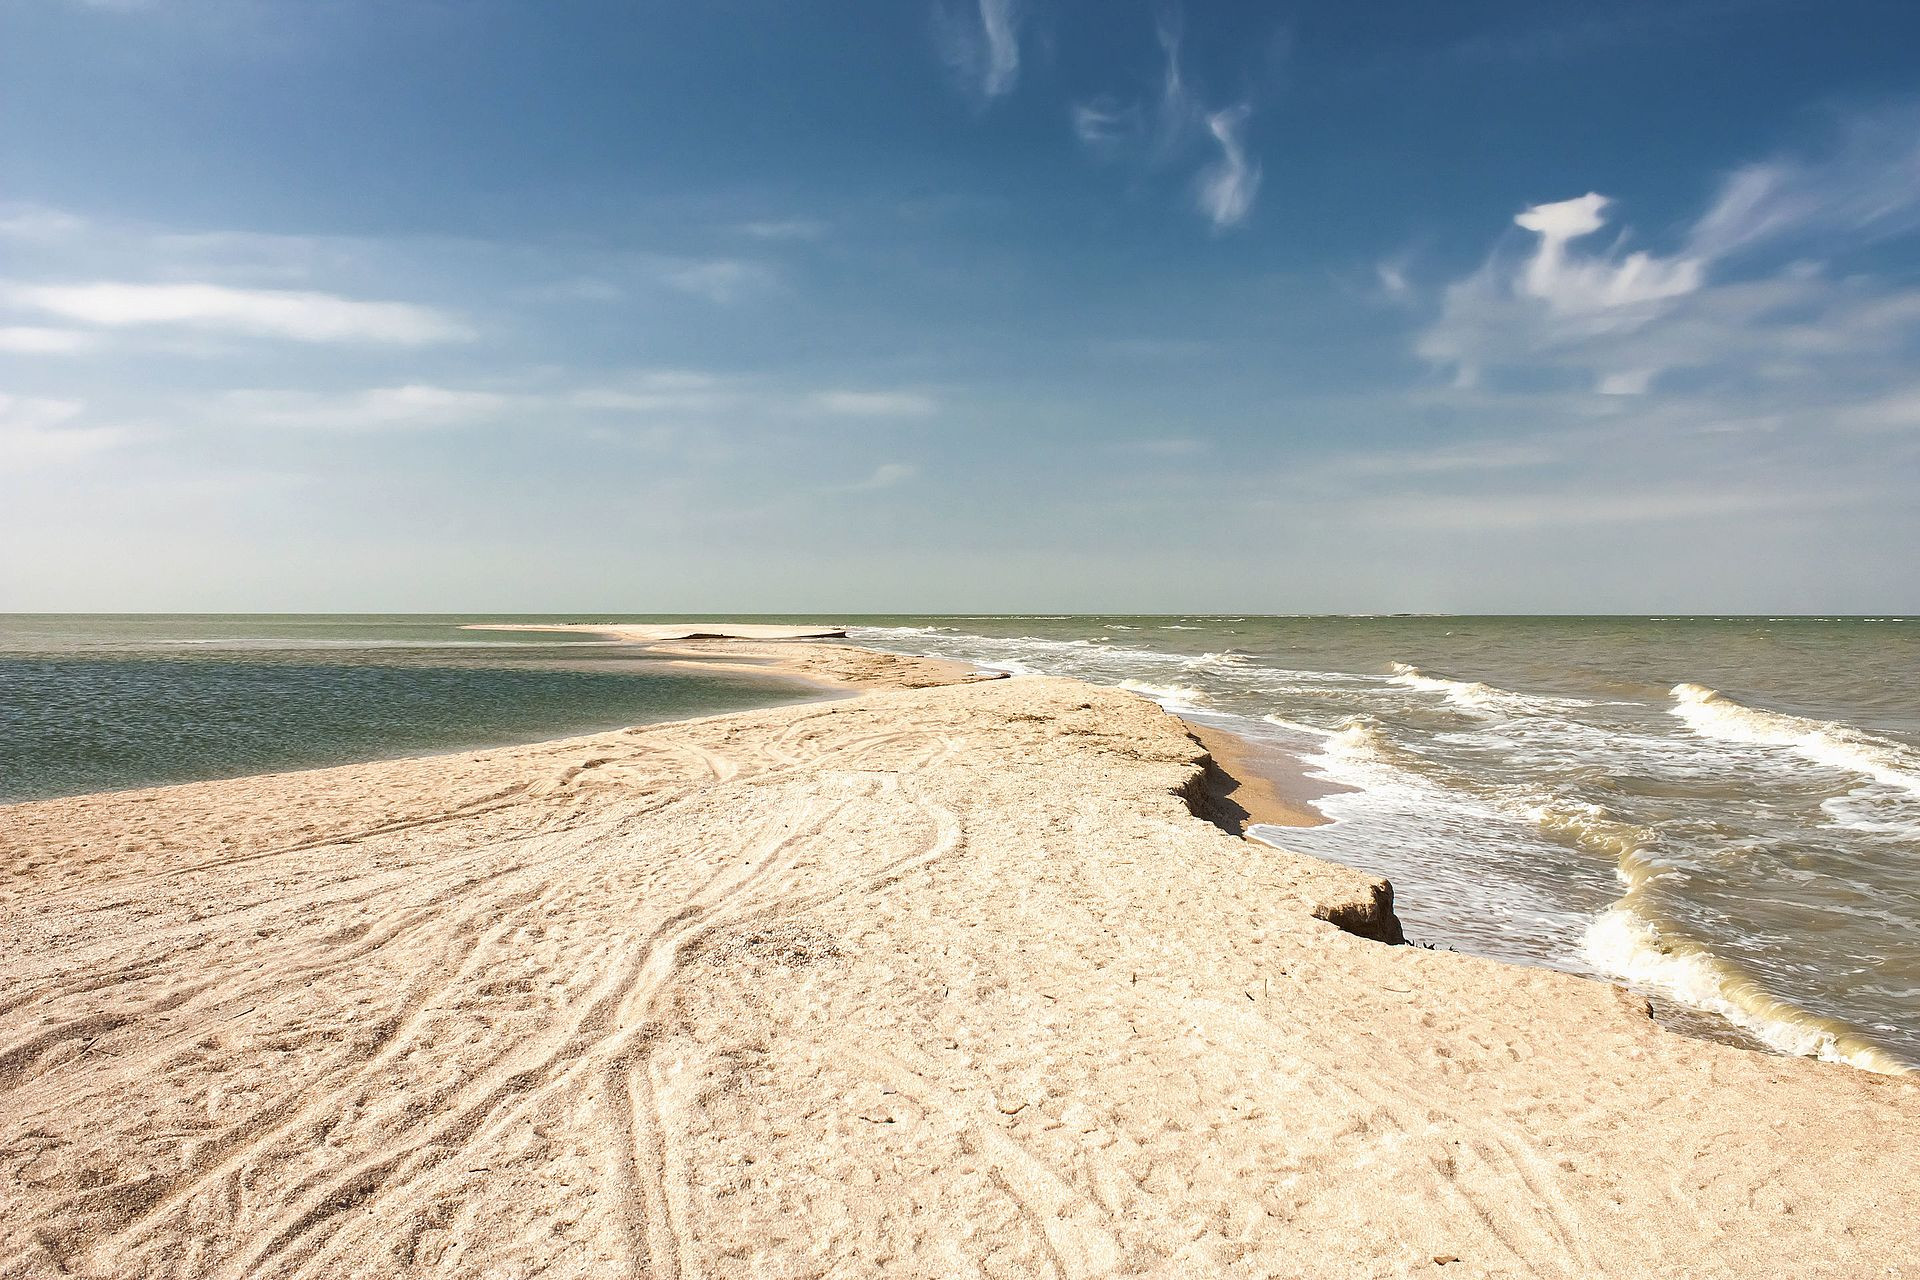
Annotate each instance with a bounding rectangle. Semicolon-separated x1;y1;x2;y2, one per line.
3;0;1919;613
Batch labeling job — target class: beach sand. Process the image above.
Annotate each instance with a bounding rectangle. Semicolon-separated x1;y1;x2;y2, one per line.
3;639;1917;1278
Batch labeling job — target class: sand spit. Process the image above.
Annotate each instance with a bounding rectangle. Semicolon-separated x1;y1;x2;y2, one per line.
461;622;990;694
2;657;1917;1277
461;622;851;642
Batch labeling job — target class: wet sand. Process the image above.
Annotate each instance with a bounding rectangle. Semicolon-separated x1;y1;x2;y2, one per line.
1186;721;1349;830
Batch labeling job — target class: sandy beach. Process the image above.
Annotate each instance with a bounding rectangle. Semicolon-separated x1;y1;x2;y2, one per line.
3;635;1917;1279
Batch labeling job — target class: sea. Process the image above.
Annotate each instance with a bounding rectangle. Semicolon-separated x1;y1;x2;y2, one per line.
3;613;1916;1075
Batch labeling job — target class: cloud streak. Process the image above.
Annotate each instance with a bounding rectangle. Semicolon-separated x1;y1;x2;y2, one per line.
1196;107;1261;229
0;326;95;354
1069;11;1263;229
937;0;1022;102
3;281;471;344
849;461;918;491
219;385;511;431
1689;106;1920;262
809;390;937;417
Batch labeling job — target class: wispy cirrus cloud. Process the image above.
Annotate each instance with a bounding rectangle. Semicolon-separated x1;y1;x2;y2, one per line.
658;258;774;305
183;371;942;439
1070;98;1142;155
1069;10;1264;230
936;0;1022;102
734;218;830;242
848;461;918;491
0;326;95;354
2;281;472;345
1196;106;1261;230
219;385;512;431
809;390;937;417
1688;107;1920;262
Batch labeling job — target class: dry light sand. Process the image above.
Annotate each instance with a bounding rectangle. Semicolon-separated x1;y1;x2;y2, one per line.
2;638;1917;1279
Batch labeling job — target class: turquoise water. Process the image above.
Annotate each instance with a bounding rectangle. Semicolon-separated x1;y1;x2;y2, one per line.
847;616;1920;1074
0;615;818;802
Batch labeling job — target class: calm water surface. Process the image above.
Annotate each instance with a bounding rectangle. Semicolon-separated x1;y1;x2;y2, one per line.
0;615;817;803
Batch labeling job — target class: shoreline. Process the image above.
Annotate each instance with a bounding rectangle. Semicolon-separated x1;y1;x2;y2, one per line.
5;634;1918;1274
1184;720;1344;831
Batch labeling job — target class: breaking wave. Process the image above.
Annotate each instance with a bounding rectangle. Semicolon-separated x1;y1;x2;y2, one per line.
1116;679;1212;710
1388;662;1591;716
1671;683;1920;799
1585;906;1910;1074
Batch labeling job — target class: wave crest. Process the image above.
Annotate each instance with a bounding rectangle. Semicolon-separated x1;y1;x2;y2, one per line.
1116;679;1212;710
1585;906;1910;1074
1671;683;1920;798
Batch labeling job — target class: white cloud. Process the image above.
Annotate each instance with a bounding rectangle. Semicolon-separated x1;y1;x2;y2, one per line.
1687;107;1920;262
0;326;95;354
1152;16;1196;156
1834;386;1920;432
0;206;87;241
1375;260;1412;300
736;219;829;241
571;384;736;415
0;395;127;471
220;385;510;430
1070;99;1141;155
1512;193;1702;315
851;461;918;491
1420;195;1778;392
1417;110;1920;402
1596;368;1657;396
1196;106;1261;230
4;281;471;344
660;259;771;305
938;0;1022;101
1070;16;1265;230
1119;436;1208;457
810;390;937;417
1363;484;1834;532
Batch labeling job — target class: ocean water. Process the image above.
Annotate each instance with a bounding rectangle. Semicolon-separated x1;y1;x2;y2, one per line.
0;615;818;803
848;616;1920;1074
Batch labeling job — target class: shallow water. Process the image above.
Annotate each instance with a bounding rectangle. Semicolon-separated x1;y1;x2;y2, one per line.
849;615;1920;1074
0;615;816;802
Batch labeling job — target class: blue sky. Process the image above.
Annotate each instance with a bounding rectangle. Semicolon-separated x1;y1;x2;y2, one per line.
3;0;1919;612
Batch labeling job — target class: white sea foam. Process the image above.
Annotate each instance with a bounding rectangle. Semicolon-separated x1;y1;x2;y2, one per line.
1260;713;1337;739
1671;683;1920;799
1183;651;1252;670
1116;679;1212;709
1322;716;1396;764
1387;662;1588;716
1584;907;1910;1074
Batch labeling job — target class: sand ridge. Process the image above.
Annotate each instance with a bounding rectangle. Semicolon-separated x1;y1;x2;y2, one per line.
2;656;1917;1277
462;622;993;694
461;623;854;642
